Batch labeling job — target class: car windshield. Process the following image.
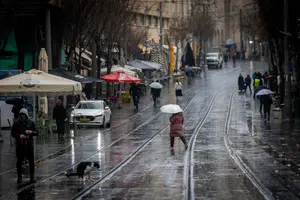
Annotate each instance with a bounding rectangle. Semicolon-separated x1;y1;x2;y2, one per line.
206;53;218;57
76;102;103;109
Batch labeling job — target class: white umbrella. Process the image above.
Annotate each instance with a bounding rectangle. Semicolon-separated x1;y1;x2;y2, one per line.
160;104;183;114
149;82;163;89
256;89;274;96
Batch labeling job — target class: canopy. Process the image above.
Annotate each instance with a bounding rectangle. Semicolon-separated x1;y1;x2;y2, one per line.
124;65;142;72
0;69;82;96
101;65;137;76
128;60;161;70
101;72;142;83
50;68;102;84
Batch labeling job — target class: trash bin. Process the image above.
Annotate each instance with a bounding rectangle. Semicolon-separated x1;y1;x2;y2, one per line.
273;107;282;119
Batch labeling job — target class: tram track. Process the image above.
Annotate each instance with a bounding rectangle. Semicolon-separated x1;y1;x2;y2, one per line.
184;88;274;200
0;82;203;199
0;85;197;178
71;85;226;200
0;67;239;199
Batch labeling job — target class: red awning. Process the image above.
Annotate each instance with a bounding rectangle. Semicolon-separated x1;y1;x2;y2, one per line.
100;72;142;83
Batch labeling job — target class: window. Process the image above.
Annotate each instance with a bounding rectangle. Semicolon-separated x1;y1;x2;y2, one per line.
148;15;152;26
140;14;145;25
76;102;103;109
154;16;158;27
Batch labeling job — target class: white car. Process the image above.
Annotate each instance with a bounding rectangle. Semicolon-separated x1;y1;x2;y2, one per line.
206;52;223;68
70;100;112;128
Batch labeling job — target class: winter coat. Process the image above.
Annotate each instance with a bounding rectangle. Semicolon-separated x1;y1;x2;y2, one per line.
245;76;251;85
130;85;140;97
53;105;66;121
169;112;184;137
174;82;183;91
151;88;160;97
254;79;260;88
11;109;38;145
263;96;273;112
238;76;244;86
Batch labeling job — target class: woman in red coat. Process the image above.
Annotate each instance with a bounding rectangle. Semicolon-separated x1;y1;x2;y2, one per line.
169;112;188;149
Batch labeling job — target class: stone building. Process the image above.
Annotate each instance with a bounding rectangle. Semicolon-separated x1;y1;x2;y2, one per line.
211;0;257;54
132;0;192;44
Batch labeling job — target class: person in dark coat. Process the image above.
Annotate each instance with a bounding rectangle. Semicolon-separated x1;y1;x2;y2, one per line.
151;87;160;107
130;83;141;110
245;75;252;93
238;74;245;91
263;95;273;122
53;99;67;139
169;112;187;151
11;108;38;185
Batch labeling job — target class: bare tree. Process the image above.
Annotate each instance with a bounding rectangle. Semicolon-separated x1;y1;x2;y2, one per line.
189;11;215;65
168;17;190;70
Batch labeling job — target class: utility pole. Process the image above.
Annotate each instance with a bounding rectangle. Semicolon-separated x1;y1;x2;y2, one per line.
159;1;163;51
46;8;52;70
91;40;97;99
240;8;243;60
283;0;292;122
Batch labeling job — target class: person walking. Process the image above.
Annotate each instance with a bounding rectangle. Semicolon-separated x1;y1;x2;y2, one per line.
169;112;188;152
263;71;268;87
174;80;183;98
151;87;160;107
129;83;141;110
53;99;67;140
263;95;273;123
238;74;245;92
11;108;38;185
245;75;252;93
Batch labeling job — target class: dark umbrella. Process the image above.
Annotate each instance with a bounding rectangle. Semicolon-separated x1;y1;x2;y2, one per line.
5;98;24;106
183;42;195;66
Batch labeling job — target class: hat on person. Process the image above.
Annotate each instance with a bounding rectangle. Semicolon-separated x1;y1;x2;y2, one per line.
19;108;29;118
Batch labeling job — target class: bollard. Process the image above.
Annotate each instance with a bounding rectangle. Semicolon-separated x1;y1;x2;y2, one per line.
0;108;4;143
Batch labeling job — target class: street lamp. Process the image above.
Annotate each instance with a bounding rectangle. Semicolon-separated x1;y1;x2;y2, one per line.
249;40;253;44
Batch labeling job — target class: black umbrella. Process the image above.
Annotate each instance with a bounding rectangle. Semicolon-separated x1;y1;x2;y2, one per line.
183;42;195;66
5;98;24;106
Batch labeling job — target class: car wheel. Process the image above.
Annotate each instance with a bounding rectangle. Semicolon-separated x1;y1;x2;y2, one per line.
100;117;106;128
107;115;112;128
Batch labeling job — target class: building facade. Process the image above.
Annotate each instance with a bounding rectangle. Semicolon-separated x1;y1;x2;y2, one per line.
132;0;192;44
212;0;257;54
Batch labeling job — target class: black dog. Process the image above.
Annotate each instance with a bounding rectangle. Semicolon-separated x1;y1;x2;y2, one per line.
65;162;100;181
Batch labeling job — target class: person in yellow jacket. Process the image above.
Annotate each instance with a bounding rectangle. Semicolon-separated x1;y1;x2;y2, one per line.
254;78;261;89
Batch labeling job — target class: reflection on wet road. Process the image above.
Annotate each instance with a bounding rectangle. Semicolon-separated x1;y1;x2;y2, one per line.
1;61;299;200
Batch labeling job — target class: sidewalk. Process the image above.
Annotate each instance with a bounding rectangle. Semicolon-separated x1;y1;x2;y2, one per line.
251;99;300;177
0;80;178;174
228;92;300;199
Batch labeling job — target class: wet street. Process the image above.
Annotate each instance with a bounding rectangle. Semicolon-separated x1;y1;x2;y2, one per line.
1;61;300;200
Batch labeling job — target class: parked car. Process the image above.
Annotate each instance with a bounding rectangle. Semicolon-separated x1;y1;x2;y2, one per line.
206;52;223;68
70;100;112;128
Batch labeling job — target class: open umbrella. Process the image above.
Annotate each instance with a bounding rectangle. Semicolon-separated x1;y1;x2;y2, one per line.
149;82;163;89
100;72;141;83
256;89;274;96
5;98;24;105
254;86;267;95
160;104;183;114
